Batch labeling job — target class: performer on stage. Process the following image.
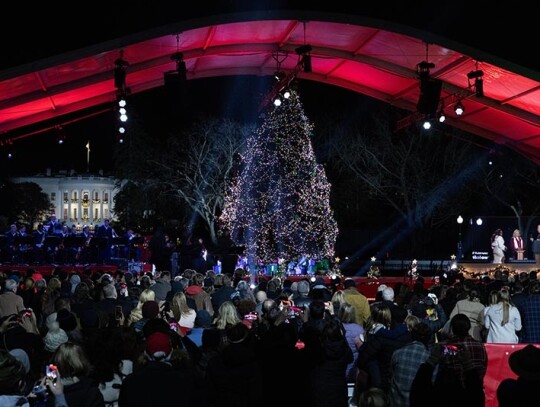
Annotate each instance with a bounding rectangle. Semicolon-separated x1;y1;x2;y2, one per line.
32;223;46;264
95;218;116;264
491;228;507;264
510;229;525;260
530;224;540;266
46;213;63;236
124;228;142;261
3;224;19;263
76;225;94;263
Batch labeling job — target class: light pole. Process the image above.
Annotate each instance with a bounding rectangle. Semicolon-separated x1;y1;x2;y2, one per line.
457;215;464;260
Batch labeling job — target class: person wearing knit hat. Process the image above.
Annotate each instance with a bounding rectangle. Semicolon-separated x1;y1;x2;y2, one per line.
0;349;26;395
44;311;69;352
8;349;30;375
70;273;81;294
145;331;172;361
56;308;78;332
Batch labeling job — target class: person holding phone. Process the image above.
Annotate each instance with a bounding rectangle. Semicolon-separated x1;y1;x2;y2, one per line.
0;349;68;407
49;342;105;406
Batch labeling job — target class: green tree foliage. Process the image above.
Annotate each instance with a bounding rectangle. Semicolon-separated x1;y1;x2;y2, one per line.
0;181;51;228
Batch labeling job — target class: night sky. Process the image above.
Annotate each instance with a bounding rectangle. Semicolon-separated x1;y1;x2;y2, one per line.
4;76;384;177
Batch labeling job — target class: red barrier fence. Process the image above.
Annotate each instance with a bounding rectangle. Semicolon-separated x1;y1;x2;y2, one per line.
484;343;536;407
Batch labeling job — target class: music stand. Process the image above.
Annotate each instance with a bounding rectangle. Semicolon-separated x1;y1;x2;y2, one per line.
14;236;35;246
130;236;145;245
112;237;128;247
43;236;61;249
63;236;86;248
42;236;61;263
89;237;108;249
90;237;109;264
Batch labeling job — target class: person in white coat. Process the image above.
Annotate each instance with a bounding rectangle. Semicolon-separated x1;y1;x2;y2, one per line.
491;228;507;264
484;288;522;343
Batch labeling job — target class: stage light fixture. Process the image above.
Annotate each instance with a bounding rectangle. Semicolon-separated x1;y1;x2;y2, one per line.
114;58;128;91
475;78;484;97
55;126;66;145
302;54;312;73
273;96;282;107
416;60;441;115
454;100;465;116
438;111;446;123
422;119;432;130
467;69;484;97
295;44;312;73
274;71;285;81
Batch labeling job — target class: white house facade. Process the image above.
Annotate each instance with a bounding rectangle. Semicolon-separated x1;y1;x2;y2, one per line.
11;169;119;232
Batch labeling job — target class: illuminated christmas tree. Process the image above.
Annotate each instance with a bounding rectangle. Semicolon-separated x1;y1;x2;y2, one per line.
219;89;338;266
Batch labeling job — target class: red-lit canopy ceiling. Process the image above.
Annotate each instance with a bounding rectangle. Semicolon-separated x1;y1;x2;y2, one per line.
1;10;540;163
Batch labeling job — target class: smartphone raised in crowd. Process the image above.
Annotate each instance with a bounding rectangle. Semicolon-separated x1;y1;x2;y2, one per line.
115;305;123;320
45;364;58;386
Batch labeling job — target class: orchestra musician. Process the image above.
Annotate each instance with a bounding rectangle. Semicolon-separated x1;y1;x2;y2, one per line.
57;225;77;264
96;218;116;264
32;223;47;264
76;225;94;263
17;224;31;263
124;228;142;261
3;224;20;263
46;213;63;236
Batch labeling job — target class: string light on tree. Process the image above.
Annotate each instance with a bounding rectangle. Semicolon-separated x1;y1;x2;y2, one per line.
219;89;338;267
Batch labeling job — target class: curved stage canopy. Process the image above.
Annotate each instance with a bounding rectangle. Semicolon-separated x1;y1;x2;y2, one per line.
2;6;540;163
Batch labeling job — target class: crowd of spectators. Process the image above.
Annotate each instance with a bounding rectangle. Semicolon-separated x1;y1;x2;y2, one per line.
0;265;538;406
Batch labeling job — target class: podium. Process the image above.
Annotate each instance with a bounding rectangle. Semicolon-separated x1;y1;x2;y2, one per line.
517;249;525;261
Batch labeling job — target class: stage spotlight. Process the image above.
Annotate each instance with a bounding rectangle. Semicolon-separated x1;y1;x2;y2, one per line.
454;100;465;116
438;111;446;123
295;44;312;73
475;78;484;97
274;71;285;81
417;78;442;115
422;119;432;130
273;96;282;107
55;126;66;145
467;69;484;97
283;90;291;99
302;54;312;73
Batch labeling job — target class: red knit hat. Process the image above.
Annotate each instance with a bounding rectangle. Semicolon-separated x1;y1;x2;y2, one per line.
145;332;172;360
